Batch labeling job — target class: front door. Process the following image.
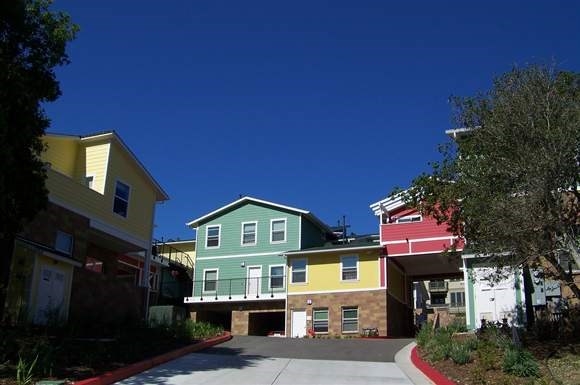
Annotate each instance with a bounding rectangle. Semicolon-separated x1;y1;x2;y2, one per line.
247;266;262;297
35;265;66;324
291;310;307;338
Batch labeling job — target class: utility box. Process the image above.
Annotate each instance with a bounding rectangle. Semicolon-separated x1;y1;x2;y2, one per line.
529;268;546;306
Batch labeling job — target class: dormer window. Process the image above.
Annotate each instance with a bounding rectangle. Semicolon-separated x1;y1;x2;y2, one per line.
113;181;130;218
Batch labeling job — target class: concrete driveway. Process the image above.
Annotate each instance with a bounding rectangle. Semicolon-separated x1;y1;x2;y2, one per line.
116;336;420;385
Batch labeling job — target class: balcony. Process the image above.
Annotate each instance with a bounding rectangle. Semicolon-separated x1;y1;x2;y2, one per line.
428;280;448;292
184;275;286;304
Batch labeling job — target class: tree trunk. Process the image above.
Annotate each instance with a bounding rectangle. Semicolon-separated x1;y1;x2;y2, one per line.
544;254;580;300
0;235;16;322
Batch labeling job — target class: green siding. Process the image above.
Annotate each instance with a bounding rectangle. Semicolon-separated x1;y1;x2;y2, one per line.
193;202;303;296
194;254;286;297
300;217;327;249
196;202;301;259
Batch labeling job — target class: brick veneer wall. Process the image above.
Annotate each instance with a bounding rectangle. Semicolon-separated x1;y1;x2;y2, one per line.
287;290;388;337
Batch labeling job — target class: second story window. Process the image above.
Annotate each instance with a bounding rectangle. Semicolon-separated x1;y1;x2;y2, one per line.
341;255;358;281
55;231;73;255
271;219;286;243
270;265;284;289
241;222;257;246
206;225;220;248
113;181;130;218
291;258;307;283
203;269;218;292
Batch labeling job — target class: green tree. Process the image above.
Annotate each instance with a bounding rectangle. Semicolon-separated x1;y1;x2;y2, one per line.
0;0;77;320
406;64;580;299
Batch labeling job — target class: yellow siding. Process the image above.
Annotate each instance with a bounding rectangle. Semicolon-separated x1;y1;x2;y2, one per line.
81;143;110;194
288;250;379;293
387;262;405;302
104;140;157;241
43;136;79;178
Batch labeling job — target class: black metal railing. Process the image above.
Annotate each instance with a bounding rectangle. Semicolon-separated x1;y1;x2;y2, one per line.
189;275;286;301
152;239;194;278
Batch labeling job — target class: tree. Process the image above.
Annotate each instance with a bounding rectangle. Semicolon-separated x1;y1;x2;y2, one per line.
406;64;580;300
0;0;77;320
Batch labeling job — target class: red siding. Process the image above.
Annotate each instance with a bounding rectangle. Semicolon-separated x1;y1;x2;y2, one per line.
381;207;463;256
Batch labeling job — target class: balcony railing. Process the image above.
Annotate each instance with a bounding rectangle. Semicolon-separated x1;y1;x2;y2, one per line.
152;240;194;278
184;275;286;304
428;281;448;292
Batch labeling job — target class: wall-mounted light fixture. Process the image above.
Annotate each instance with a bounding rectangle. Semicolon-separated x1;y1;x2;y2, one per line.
240;261;245;268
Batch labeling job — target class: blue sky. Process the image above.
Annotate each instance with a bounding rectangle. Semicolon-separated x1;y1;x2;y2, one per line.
47;0;580;241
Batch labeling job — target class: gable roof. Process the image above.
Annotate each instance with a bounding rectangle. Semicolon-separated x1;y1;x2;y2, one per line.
186;196;331;233
46;131;169;201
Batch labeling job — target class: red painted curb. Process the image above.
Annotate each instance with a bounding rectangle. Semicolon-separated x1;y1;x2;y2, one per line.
72;332;232;385
410;346;457;385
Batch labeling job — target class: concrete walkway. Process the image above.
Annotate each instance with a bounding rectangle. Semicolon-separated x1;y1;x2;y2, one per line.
116;337;435;385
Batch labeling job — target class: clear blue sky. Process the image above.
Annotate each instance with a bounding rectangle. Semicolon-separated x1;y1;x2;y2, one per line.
46;0;580;241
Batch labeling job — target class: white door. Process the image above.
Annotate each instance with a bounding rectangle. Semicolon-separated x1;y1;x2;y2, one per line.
247;266;261;297
474;269;517;327
291;310;307;338
35;265;66;324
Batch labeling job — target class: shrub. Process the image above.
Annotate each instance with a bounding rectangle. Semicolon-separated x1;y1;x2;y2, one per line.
476;340;500;371
449;342;473;365
416;324;432;348
179;320;223;341
502;348;539;378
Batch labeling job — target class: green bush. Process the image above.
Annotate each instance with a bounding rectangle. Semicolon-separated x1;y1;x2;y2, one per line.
476;340;500;371
502;348;539;378
179;320;223;341
449;341;473;365
416;325;432;348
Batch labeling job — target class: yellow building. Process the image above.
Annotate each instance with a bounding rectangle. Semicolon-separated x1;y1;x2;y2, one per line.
285;235;413;338
4;131;168;326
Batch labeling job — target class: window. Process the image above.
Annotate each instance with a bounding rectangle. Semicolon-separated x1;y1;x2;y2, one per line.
270;219;286;243
270;265;284;289
313;308;329;333
113;181;130;217
55;231;73;255
342;307;358;333
396;215;422;223
341;255;358;281
206;225;220;248
203;269;218;292
431;293;447;305
291;258;307;283
241;222;257;246
450;292;465;307
85;257;104;273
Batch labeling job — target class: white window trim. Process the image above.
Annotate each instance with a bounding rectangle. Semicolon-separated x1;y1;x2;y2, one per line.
270;218;287;244
395;214;422;224
268;264;286;290
341;306;359;334
55;230;74;255
290;257;308;284
313;308;329;334
203;268;219;293
340;255;359;282
240;221;258;247
112;179;131;219
205;224;221;249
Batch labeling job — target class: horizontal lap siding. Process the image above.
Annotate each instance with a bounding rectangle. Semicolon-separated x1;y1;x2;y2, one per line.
288;250;380;293
196;203;301;258
43;137;79;178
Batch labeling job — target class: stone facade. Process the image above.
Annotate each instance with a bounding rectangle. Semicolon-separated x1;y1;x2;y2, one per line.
287;290;388;337
189;300;285;335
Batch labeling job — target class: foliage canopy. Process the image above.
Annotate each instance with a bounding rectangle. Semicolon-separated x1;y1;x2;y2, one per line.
406;64;580;297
